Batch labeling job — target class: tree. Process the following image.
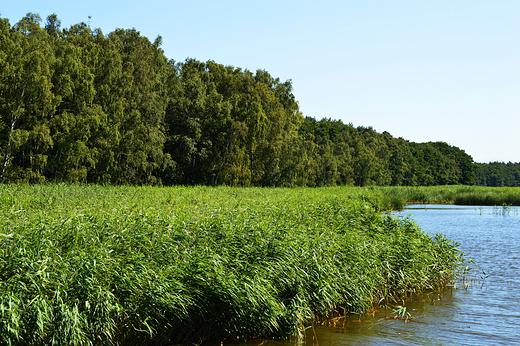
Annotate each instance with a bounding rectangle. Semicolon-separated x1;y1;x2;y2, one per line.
46;20;101;182
0;13;58;182
103;28;173;184
0;13;482;187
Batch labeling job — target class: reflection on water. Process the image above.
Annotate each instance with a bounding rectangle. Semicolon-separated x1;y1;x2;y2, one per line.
214;205;520;346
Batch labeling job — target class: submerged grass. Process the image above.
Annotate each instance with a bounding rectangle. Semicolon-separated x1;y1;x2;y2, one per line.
0;185;465;345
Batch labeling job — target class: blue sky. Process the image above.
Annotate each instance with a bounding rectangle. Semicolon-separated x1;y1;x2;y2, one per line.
3;1;519;163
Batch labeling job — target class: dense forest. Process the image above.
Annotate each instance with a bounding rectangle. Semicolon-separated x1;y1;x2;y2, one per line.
475;162;520;187
0;13;507;187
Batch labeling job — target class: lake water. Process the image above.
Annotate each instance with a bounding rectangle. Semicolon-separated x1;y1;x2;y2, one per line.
215;204;520;346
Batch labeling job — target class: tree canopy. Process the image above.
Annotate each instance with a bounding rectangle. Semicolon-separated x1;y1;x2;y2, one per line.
0;13;481;186
475;162;520;187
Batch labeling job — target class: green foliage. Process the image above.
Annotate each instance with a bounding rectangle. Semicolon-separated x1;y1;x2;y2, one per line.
360;185;520;210
0;184;463;345
0;14;171;185
475;162;520;187
163;60;302;186
0;13;58;183
298;118;476;187
0;13;479;187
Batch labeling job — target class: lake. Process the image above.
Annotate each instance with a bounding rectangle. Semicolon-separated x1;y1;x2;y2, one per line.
214;204;520;346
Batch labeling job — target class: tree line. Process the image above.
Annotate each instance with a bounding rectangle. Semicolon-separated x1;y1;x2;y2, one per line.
475;162;520;187
0;13;481;186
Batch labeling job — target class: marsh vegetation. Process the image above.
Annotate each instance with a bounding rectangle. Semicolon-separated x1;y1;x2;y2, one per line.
0;184;468;345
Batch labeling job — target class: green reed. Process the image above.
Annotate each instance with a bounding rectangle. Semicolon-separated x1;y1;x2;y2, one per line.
0;185;462;345
349;185;520;211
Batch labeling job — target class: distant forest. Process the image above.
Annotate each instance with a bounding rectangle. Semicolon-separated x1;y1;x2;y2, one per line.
475;163;520;187
0;13;514;187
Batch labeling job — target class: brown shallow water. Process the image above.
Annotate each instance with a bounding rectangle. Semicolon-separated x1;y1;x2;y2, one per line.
208;205;520;346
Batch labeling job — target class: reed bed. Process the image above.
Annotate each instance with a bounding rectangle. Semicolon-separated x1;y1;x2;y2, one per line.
358;185;520;210
0;185;463;345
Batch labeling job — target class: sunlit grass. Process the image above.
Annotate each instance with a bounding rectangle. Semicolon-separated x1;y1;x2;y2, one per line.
0;184;464;345
352;185;520;210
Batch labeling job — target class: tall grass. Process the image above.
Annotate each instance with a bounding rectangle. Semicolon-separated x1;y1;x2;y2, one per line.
353;185;520;210
0;185;462;345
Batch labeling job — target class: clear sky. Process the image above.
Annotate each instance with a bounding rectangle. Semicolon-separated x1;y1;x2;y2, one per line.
3;1;519;163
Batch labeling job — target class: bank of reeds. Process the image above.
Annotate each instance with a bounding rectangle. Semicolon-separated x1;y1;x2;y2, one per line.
0;185;463;345
356;185;520;210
